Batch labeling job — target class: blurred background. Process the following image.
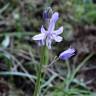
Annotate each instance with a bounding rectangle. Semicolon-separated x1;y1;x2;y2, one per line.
0;0;96;96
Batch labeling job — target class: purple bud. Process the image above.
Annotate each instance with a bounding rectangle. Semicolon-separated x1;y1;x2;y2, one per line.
43;7;53;20
59;48;76;60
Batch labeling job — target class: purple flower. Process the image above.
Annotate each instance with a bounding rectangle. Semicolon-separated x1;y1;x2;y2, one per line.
32;12;63;49
59;48;75;60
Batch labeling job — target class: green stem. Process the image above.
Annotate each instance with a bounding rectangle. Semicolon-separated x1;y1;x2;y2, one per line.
65;60;71;90
33;46;49;96
66;60;71;79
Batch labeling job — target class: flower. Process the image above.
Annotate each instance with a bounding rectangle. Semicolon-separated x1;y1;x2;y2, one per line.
59;48;76;60
32;12;63;49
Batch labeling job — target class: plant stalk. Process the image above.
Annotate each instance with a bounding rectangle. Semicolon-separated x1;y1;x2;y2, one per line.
33;46;48;96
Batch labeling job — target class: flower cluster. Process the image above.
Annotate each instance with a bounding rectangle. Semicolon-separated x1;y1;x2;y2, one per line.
33;11;76;60
32;12;63;49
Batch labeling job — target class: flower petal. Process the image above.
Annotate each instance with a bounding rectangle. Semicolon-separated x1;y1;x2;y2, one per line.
41;25;46;33
46;38;52;49
48;12;59;33
48;21;55;33
32;33;45;40
53;36;63;42
37;40;45;46
59;48;75;60
51;12;59;23
53;26;63;35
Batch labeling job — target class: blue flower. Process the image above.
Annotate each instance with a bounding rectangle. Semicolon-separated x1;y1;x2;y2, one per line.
59;48;75;60
32;12;63;49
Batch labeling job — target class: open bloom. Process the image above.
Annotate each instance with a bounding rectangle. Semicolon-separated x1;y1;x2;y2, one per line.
59;48;76;60
32;12;63;49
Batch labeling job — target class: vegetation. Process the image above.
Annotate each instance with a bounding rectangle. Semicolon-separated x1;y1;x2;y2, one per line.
0;0;96;96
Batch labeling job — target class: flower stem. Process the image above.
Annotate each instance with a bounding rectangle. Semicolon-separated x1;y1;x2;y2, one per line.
33;46;49;96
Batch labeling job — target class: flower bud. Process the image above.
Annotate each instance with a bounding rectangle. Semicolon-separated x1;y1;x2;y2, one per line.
43;7;53;20
59;48;76;60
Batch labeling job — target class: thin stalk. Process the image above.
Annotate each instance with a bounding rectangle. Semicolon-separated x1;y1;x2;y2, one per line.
65;60;71;90
65;60;71;79
33;46;49;96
